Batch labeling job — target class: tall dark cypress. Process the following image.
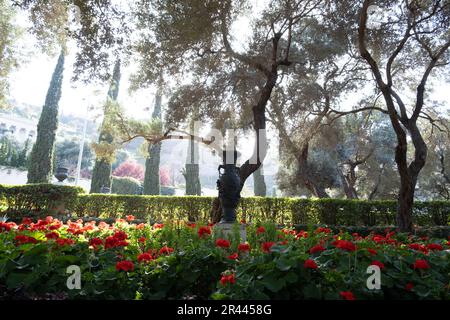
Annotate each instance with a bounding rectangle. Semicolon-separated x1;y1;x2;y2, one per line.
184;133;201;195
143;94;162;195
90;60;121;193
253;165;267;196
27;50;65;183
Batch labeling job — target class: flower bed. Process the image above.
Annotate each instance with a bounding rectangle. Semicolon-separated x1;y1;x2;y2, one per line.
0;216;449;300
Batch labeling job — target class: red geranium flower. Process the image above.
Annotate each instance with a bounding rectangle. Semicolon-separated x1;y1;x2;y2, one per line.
304;259;318;269
261;241;275;253
21;217;32;225
426;243;443;251
296;230;308;239
220;273;236;286
333;240;357;252
340;291;355;300
159;246;174;255
238;243;250;252
186;222;196;228
56;238;75;246
116;260;134;272
412;259;430;270
89;237;103;248
405;282;414;291
198;226;212;238
370;260;385;270
216;239;231;248
316;227;331;234
113;231;128;241
138;237;146;243
137;252;153;263
14;235;37;245
227;253;239;260
126;215;135;222
153;223;164;229
45;232;60;240
105;236;118;249
256;226;266;234
309;245;326;254
367;248;377;256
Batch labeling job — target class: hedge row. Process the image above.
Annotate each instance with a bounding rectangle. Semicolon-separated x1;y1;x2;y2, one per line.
0;184;449;226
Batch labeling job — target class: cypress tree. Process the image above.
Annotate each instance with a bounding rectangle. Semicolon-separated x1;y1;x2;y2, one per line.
253;165;267;196
90;60;121;193
183;133;201;195
143;93;162;195
27;50;65;183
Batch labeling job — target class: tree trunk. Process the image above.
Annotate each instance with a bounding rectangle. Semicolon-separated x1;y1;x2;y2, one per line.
253;166;266;196
90;60;121;193
143;94;162;195
184;135;201;195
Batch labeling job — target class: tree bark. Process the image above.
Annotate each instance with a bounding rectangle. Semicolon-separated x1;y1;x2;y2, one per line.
183;135;201;195
253;166;266;196
143;94;162;195
90;60;121;193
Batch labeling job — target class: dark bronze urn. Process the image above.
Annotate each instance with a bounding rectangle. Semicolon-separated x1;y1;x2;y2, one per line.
216;149;241;223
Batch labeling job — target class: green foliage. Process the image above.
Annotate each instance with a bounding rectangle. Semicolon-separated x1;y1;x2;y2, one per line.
0;220;448;299
0;0;23;108
0;184;448;226
0;136;30;169
90;60;121;193
0;183;83;217
27;50;65;183
111;176;142;195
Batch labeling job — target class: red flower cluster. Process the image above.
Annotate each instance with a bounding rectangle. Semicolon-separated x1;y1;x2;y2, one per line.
14;234;37;245
367;248;377;256
227;253;238;260
104;231;129;249
296;230;308;239
126;215;135;222
408;243;429;254
256;226;266;234
304;259;318;269
332;240;357;252
159;246;174;255
56;238;75;246
426;243;443;251
220;273;236;286
45;232;60;240
316;227;332;234
198;226;212;238
261;241;275;253
237;243;251;252
370;260;385;270
137;252;153;263
309;245;326;254
216;239;231;248
412;259;430;270
340;291;355;300
116;260;134;272
153;223;164;229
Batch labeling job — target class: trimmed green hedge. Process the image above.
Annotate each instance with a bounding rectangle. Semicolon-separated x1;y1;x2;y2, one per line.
0;184;83;217
0;184;449;226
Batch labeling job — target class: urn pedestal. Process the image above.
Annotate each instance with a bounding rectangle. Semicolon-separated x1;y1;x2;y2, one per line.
213;223;246;242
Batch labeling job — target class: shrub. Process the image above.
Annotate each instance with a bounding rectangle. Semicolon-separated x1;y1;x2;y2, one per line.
0;184;449;226
112;161;145;181
111;177;142;195
0;184;83;217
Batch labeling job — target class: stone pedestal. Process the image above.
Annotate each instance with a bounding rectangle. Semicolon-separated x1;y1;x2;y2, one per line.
214;223;246;242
